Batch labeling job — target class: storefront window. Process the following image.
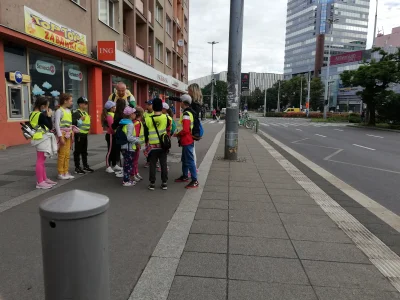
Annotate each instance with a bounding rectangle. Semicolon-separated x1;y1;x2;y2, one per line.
64;61;88;108
4;43;27;73
29;51;63;109
112;76;132;94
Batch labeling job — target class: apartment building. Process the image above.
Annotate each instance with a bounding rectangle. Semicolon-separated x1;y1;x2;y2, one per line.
0;0;189;146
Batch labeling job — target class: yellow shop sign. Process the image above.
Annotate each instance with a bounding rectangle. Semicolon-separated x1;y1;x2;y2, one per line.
24;6;87;55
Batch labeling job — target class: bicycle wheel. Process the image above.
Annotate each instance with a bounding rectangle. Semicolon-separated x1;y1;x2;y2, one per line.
245;120;255;129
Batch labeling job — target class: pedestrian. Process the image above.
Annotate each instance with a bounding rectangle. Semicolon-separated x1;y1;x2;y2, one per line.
54;93;74;180
143;99;154;168
30;96;58;189
170;103;176;116
216;107;221;122
109;82;136;107
117;106;140;186
72;97;94;174
111;98;127;177
175;94;199;189
143;98;171;191
102;100;118;174
131;106;144;182
361;110;365;123
212;109;216;120
200;106;205;120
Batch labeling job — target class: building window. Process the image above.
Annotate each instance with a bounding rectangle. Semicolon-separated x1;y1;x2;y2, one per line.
155;39;163;61
184;41;188;55
156;2;163;24
71;0;81;5
64;61;88;107
184;16;188;31
166;15;172;36
99;0;115;28
166;49;171;67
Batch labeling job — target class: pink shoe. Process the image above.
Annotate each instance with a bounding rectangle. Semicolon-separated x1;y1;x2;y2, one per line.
45;178;57;186
36;181;53;190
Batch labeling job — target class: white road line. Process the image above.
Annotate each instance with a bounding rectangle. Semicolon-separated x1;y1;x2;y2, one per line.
353;144;376;151
315;134;327;138
329;159;400;175
295;129;302;131
261;123;270;127
334;129;344;132
292;138;309;144
367;134;384;139
255;131;400;293
323;149;344;161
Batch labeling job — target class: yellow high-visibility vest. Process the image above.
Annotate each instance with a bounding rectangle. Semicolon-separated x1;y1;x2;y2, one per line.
77;109;91;134
60;107;72;128
29;111;48;140
145;114;168;145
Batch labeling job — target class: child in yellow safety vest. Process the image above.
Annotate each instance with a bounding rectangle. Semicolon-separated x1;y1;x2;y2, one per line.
131;106;145;182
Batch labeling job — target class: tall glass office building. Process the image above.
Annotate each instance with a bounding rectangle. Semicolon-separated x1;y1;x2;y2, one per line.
283;0;370;79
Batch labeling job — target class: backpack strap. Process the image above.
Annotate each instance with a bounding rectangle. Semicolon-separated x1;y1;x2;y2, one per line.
112;93;116;102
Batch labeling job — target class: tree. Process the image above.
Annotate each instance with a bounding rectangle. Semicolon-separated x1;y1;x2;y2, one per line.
202;80;228;109
309;77;325;111
377;92;400;124
247;87;264;109
280;75;308;108
340;48;400;125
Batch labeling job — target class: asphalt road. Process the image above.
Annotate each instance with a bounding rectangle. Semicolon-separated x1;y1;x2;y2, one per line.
258;117;400;215
0;121;224;300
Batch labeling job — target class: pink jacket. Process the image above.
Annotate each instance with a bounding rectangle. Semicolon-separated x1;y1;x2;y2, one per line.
106;115;114;135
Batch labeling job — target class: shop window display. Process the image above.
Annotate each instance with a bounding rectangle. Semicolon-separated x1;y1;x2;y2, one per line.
64;61;88;108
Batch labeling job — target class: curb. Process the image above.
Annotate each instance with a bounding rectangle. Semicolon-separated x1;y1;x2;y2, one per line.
347;124;400;133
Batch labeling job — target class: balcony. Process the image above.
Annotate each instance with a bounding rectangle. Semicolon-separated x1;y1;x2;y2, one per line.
172;40;174;49
136;0;144;14
148;10;152;22
123;34;131;54
136;43;145;61
148;54;152;65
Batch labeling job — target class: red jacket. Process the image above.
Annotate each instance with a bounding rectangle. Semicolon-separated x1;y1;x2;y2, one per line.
179;109;194;146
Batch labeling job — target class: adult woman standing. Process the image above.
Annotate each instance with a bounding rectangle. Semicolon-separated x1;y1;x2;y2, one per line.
54;93;74;180
110;98;127;177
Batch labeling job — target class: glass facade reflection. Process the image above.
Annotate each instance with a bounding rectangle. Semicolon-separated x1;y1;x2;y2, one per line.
284;0;370;79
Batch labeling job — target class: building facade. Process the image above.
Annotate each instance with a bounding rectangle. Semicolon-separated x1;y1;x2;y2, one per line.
284;0;370;79
0;0;189;147
189;71;283;92
374;26;400;48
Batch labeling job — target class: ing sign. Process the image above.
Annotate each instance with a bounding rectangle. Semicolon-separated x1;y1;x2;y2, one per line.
97;41;116;61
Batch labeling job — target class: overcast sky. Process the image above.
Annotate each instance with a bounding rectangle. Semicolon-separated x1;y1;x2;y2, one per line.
188;0;400;80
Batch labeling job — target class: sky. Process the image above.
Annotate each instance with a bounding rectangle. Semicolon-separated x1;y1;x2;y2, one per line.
188;0;400;81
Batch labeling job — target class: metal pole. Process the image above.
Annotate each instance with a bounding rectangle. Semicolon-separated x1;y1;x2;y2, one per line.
373;0;378;46
323;18;338;119
225;0;244;160
307;71;311;116
263;87;267;117
208;41;219;111
300;76;303;109
277;80;281;112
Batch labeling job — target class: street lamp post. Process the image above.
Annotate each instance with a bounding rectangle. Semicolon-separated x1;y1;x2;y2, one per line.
277;80;281;112
263;88;267;116
323;18;339;119
307;71;311;116
224;0;244;160
208;41;219;112
300;76;303;110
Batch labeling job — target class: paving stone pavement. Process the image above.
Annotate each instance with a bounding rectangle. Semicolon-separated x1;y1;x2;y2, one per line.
167;129;400;300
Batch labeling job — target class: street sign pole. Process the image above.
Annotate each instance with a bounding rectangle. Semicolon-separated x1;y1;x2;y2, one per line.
225;0;244;160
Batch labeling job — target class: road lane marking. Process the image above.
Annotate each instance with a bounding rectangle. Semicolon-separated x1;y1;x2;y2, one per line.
129;128;225;300
256;131;400;293
334;129;344;132
296;129;302;131
367;134;384;139
329;159;400;175
323;149;344;161
353;144;376;151
315;134;327;138
292;138;309;144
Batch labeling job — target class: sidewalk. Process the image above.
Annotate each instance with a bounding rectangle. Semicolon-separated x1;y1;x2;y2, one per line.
134;128;400;300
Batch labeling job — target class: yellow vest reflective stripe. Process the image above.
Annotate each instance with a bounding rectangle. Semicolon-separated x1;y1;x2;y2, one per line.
107;112;115;118
145;114;168;145
122;123;137;150
29;111;48;140
78;109;91;134
179;111;194;130
60;107;72;128
134;120;145;145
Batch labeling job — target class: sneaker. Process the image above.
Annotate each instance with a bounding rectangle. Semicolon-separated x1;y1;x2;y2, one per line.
175;176;190;183
65;173;75;179
75;167;86;175
185;180;199;189
144;162;150;168
83;166;94;173
132;175;140;182
122;181;136;187
36;181;53;189
57;174;68;180
45;178;57;186
161;182;168;190
148;183;156;190
115;172;123;178
106;166;115;173
113;165;123;172
136;173;143;180
157;167;161;172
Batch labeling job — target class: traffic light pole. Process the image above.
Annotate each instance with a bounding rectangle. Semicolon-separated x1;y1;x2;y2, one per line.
225;0;244;160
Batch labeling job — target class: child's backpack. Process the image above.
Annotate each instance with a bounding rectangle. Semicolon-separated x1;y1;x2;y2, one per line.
115;126;128;145
192;114;204;141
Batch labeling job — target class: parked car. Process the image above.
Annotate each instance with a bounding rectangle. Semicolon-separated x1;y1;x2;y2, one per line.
284;108;301;113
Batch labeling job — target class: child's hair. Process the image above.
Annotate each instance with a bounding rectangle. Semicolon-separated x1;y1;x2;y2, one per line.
101;108;109;127
167;108;174;118
33;96;49;110
188;83;203;104
59;93;72;106
114;98;126;121
135;106;144;119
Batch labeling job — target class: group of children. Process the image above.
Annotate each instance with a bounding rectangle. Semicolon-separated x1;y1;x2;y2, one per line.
31;83;204;191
